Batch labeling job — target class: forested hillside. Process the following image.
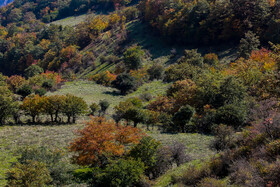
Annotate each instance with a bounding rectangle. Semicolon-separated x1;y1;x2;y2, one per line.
1;0;280;186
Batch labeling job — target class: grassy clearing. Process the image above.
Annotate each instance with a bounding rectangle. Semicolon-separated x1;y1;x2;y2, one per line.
48;80;170;114
48;14;90;27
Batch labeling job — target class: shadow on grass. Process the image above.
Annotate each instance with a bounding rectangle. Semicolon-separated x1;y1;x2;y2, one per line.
103;90;123;97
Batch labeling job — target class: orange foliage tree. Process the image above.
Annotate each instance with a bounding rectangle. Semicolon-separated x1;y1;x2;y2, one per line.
6;75;26;92
69;116;144;166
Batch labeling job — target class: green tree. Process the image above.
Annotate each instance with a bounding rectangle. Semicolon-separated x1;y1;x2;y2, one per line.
112;73;138;95
123;45;144;70
178;49;204;66
63;94;88;123
0;86;17;125
238;31;260;59
24;65;44;78
128;136;161;174
172;105;195;132
96;158;145;187
44;95;66;122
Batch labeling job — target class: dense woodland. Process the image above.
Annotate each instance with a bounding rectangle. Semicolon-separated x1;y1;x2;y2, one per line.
1;0;280;186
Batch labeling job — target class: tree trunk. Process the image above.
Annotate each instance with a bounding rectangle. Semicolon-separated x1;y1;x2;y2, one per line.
32;116;36;123
67;115;71;124
50;114;54;122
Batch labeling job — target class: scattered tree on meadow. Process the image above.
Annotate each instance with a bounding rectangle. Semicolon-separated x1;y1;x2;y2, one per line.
63;94;88;123
21;94;46;123
69;116;144;166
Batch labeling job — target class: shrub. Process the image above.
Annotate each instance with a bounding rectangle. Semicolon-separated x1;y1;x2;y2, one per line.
176;164;211;186
172;105;195;132
34;88;47;96
16;84;33;98
147;63;164;80
42;79;55;90
211;124;235;151
266;139;280;158
99;99;110;115
197;177;227;187
151;146;173;179
229;159;264;186
178;49;204;66
128;136;161;175
215;103;247;128
169;141;190;166
112;73;138;95
90;103;100;116
204;53;219;66
96;158;145;187
123;45;144;70
6;160;52;186
89;71;117;86
17;146;75;185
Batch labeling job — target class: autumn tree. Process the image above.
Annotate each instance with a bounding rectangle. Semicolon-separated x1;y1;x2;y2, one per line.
21;94;45;123
69;116;144;166
63;94;88;123
7;75;26;92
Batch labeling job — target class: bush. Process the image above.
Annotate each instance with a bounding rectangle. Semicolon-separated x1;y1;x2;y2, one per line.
151;146;173;179
16;84;33;98
147;63;164;80
17;146;75;185
211;124;235;151
34;88;47;96
172;105;195;132
90;103;100;116
95;158;145;187
178;49;204;66
176;164;211;186
99;99;110;115
112;73;138;95
128;136;161;175
215;103;247;129
123;45;144;70
89;71;117;86
6;160;52;186
204;53;219;66
42;79;55;90
229;159;264;186
169;141;190;166
197;177;227;187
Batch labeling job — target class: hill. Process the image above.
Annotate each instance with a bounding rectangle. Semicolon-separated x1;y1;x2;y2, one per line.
1;0;280;186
